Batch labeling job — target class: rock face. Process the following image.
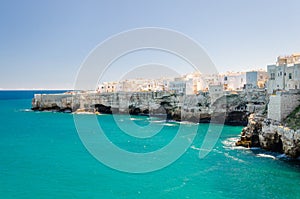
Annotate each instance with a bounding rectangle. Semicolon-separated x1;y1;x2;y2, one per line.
32;90;267;126
236;114;262;148
261;120;300;158
236;114;300;158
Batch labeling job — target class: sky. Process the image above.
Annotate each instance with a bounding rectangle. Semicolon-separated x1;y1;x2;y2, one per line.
1;0;300;89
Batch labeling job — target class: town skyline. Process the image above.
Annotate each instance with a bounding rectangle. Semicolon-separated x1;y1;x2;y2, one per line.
95;52;299;96
0;53;292;90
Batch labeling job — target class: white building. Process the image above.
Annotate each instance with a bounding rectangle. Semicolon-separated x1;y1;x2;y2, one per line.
209;84;224;104
201;73;221;91
169;77;194;95
267;54;300;94
98;77;172;93
246;70;268;89
220;72;246;91
97;82;118;93
277;53;300;65
185;72;221;93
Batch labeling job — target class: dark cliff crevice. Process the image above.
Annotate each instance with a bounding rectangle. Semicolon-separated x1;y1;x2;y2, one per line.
94;104;112;114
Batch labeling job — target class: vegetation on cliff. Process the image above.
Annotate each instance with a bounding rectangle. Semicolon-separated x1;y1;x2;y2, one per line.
283;104;300;130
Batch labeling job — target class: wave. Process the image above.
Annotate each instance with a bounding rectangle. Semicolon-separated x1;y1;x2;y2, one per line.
222;137;250;150
130;118;143;121
150;120;165;123
177;121;198;125
250;147;260;150
190;145;201;151
19;109;33;112
256;153;276;159
73;112;94;115
276;154;288;159
224;152;245;163
256;152;292;160
163;123;177;126
164;178;189;192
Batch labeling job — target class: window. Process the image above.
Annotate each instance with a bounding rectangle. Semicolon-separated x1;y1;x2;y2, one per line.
270;73;275;80
289;73;292;79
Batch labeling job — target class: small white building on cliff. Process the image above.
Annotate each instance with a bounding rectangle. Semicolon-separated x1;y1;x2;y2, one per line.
209;84;224;104
221;72;246;91
169;77;194;95
246;70;268;89
267;54;300;94
97;82;118;93
266;53;300;122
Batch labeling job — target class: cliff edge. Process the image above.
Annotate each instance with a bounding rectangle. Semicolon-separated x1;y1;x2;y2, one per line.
236;113;300;158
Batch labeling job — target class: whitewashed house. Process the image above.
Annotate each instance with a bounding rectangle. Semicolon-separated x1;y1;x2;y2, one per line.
169;77;194;95
221;72;246;91
209;84;224;104
246;70;268;89
97;82;118;93
267;54;300;94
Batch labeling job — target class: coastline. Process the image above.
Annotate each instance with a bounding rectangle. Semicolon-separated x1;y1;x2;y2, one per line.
236;113;300;159
31;90;267;126
31;90;300;159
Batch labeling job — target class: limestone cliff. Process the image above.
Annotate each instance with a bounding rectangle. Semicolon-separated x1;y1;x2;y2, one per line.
31;89;267;126
236;114;300;158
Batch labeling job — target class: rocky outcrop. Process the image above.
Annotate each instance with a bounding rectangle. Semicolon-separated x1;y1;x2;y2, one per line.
236;114;300;158
261;120;300;158
236;114;262;148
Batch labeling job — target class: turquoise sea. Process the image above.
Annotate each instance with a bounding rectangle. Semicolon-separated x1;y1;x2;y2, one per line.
0;91;299;199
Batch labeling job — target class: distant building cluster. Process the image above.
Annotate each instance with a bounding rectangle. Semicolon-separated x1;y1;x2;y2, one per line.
97;78;171;93
97;70;268;95
97;53;300;95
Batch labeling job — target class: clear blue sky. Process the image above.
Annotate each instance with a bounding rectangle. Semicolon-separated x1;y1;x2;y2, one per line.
1;0;300;89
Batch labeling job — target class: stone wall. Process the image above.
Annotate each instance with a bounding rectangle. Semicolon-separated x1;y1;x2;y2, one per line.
268;90;300;122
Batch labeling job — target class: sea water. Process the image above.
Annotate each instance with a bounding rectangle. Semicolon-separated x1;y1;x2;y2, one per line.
0;91;299;199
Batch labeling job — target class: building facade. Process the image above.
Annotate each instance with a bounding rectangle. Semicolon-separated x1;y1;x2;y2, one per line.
209;84;224;104
169;78;194;95
220;72;246;91
246;70;268;89
267;54;300;94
